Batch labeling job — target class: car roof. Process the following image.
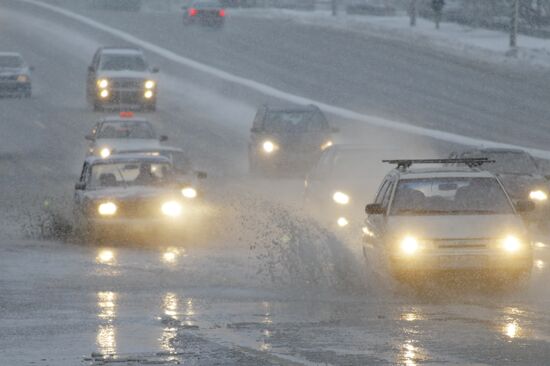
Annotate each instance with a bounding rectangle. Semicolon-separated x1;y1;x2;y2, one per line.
264;104;320;113
85;154;171;165
115;146;184;153
465;147;528;155
99;47;143;56
396;167;496;180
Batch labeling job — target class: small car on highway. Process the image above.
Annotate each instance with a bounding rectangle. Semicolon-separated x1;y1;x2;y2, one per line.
183;0;226;27
362;158;534;284
74;154;201;239
86;47;159;111
0;52;32;98
85;113;168;158
248;104;336;176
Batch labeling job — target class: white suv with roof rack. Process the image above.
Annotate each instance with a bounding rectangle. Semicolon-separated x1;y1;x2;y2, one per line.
362;158;534;285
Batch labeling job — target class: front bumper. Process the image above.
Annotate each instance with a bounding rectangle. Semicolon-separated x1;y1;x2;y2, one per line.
94;88;156;107
389;249;532;275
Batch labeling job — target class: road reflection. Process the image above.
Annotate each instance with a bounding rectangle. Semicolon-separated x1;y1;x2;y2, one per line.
96;291;117;355
160;292;179;356
96;248;115;265
260;301;272;352
161;247;184;265
501;306;525;340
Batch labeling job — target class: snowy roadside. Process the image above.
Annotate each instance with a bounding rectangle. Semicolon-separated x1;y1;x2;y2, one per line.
223;8;550;71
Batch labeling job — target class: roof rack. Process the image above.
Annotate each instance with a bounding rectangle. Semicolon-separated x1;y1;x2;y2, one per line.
383;158;494;169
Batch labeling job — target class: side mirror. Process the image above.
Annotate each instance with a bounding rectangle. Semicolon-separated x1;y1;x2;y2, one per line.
75;182;86;190
85;134;94;141
196;171;207;179
516;200;535;213
159;135;168;142
366;203;385;215
331;127;340;133
151;67;160;73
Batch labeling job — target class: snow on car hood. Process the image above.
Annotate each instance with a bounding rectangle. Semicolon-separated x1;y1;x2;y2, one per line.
97;70;153;79
386;214;526;240
95;139;162;153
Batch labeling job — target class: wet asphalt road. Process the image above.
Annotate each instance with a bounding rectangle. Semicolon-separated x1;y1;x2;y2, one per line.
2;1;550;365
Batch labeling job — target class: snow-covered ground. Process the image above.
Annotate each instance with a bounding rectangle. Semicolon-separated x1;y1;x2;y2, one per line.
223;8;550;70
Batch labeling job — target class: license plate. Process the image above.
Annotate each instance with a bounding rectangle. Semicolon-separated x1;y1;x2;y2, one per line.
439;255;487;269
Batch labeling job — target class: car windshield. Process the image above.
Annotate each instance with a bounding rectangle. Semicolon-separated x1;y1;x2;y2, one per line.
100;54;147;71
89;161;173;188
390;177;513;215
121;150;192;173
263;111;327;133
193;1;221;8
97;121;155;139
483;152;539;175
0;55;23;68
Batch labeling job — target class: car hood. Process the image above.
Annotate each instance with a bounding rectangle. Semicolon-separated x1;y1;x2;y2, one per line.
83;186;177;201
386;214;526;240
98;70;153;79
496;173;548;199
94;139;161;153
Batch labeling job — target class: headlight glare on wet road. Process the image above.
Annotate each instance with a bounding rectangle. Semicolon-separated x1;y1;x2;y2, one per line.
321;140;333;150
181;187;197;199
529;190;547;201
98;202;117;216
162;201;182;217
337;217;349;227
333;191;350;205
400;236;419;255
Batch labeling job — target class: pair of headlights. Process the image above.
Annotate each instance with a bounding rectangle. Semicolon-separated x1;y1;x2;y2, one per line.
98;200;182;218
260;140;334;154
397;235;524;256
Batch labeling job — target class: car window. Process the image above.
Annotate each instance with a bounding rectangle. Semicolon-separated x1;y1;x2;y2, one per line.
89;162;174;188
99;54;147;71
263;111;327;133
390;177;513;215
374;179;390;205
97;121;155;139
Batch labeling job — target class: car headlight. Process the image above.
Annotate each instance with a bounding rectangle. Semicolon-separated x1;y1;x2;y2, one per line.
17;74;29;83
529;190;547;201
262;140;277;154
99;89;109;99
321;140;333;150
181;187;197;199
399;236;419;255
161;201;182;217
333;191;350;205
144;90;154;99
501;235;522;253
97;79;109;89
145;80;155;89
337;217;349;227
98;202;117;216
99;147;111;158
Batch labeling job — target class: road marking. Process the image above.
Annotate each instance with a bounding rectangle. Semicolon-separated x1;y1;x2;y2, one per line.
18;0;550;159
33;120;46;129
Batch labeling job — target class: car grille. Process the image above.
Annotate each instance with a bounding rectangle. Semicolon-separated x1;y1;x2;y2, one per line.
112;79;143;89
435;238;490;249
116;199;161;219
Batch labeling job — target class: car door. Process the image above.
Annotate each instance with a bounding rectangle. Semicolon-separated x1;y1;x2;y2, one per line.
87;51;100;96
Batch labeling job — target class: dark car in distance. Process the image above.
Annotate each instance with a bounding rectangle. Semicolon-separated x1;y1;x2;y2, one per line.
183;0;226;27
248;104;337;176
0;52;32;98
